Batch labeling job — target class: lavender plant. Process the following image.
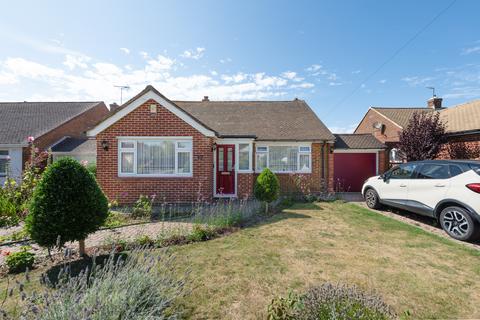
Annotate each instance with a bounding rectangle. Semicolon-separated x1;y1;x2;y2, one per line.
2;247;187;319
267;283;395;320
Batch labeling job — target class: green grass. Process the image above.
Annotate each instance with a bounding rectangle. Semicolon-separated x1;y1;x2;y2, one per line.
170;201;480;319
2;201;480;319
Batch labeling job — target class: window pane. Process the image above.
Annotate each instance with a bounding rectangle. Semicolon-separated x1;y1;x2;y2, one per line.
121;142;134;149
450;165;463;177
417;164;450;179
121;152;134;173
299;154;310;171
137;141;175;174
0;150;8;156
239;144;250;170
389;164;417;179
227;147;233;171
177;141;192;149
389;148;403;163
256;153;267;171
178;152;191;173
256;146;268;152
269;146;298;172
299;146;310;153
218;148;224;171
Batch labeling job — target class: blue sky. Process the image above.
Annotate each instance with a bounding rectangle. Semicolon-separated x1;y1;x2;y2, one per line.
0;0;479;132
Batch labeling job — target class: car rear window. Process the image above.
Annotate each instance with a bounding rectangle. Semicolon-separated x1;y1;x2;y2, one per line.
469;163;480;176
449;165;463;177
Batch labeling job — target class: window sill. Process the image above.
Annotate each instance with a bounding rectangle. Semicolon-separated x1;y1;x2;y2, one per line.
118;174;193;178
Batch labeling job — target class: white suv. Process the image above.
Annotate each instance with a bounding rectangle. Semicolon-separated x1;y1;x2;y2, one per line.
362;160;480;241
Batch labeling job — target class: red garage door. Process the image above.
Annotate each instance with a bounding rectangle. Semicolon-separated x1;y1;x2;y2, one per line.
334;153;377;192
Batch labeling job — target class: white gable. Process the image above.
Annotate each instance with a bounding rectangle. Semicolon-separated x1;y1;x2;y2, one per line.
87;89;216;137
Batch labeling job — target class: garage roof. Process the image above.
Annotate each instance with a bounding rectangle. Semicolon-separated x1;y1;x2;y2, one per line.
334;134;386;149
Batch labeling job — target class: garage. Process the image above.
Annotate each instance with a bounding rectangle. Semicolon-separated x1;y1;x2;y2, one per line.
333;134;386;192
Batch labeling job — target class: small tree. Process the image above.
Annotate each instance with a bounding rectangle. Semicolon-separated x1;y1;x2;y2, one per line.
254;168;280;213
398;111;446;161
26;158;108;256
447;141;480;159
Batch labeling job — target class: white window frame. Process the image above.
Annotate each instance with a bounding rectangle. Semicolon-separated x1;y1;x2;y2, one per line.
255;143;312;174
0;150;9;177
238;143;253;172
117;137;193;177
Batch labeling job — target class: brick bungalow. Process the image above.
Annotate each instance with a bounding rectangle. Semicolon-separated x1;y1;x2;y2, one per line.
354;96;480;164
0;101;109;184
87;85;341;204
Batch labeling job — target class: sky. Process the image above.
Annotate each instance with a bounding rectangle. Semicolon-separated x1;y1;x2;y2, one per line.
0;0;479;133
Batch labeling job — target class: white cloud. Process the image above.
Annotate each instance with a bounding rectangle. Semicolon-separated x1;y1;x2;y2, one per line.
306;64;322;72
401;76;434;87
63;54;90;70
379;79;387;84
0;52;318;103
139;51;149;59
219;58;232;64
120;47;130;55
328;123;358;133
181;47;205;60
329;82;343;86
351;70;361;74
462;46;480;55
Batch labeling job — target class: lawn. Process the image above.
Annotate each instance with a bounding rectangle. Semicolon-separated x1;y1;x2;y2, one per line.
172;201;480;319
2;201;480;319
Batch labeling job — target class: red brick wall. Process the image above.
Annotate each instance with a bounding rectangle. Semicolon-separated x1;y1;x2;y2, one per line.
96;99;214;204
34;103;109;150
438;134;480;160
354;109;403;144
237;173;255;200
23;102;109;168
378;150;389;173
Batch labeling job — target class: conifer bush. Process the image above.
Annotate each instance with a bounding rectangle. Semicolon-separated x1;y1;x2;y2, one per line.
254;168;280;213
26;158;108;255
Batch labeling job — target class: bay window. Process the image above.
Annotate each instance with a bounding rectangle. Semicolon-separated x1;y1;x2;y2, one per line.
0;150;9;176
118;138;192;176
255;145;311;173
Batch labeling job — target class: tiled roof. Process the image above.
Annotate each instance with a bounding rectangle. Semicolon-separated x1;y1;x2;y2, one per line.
0;102;103;145
371;107;433;128
440;100;480;133
51;137;96;154
175;100;335;141
334;134;386;149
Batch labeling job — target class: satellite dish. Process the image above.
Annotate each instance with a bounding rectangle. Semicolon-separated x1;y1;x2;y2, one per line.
373;122;383;129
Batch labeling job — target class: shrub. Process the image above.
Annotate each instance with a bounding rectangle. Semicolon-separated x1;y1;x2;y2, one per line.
26;158;108;255
254;168;280;213
86;162;97;176
103;211;130;229
5;246;35;273
134;234;155;246
187;224;216;242
447;141;480;159
267;283;395;320
132;194;153;218
14;247;186;319
0;194;20;227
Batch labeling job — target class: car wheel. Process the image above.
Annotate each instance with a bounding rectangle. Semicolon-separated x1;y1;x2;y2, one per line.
439;206;478;241
365;189;381;209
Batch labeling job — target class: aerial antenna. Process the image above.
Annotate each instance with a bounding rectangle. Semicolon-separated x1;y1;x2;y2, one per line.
114;85;130;104
426;86;436;97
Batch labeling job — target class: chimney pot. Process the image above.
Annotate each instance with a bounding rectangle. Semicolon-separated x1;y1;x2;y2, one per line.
202;96;209;101
427;96;443;109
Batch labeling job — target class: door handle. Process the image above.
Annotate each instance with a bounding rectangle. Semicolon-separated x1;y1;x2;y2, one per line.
435;184;445;187
400;184;407;187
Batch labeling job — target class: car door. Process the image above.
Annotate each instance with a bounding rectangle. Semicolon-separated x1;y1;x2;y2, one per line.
407;163;452;217
379;163;418;209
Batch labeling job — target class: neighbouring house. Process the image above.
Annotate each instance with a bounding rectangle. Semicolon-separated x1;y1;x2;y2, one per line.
333;134;387;192
354;96;480;164
87;85;338;204
0;101;109;184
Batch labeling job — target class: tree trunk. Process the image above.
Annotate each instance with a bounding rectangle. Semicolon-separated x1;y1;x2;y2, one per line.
79;239;86;257
265;202;269;214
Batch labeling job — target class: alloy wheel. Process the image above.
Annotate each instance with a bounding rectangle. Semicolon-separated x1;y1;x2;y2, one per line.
442;209;470;238
365;190;377;208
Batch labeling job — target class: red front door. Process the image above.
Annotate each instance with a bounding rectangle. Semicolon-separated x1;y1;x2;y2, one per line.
216;145;235;195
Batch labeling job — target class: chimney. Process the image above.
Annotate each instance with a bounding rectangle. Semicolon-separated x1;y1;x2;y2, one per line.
202;96;209;102
427;96;443;109
109;102;120;112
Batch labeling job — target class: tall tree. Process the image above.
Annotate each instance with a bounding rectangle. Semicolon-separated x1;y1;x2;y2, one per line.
398;111;446;161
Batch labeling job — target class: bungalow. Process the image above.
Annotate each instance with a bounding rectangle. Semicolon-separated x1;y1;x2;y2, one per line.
87;85;388;202
87;85;341;204
354;96;480;164
0;101;109;184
